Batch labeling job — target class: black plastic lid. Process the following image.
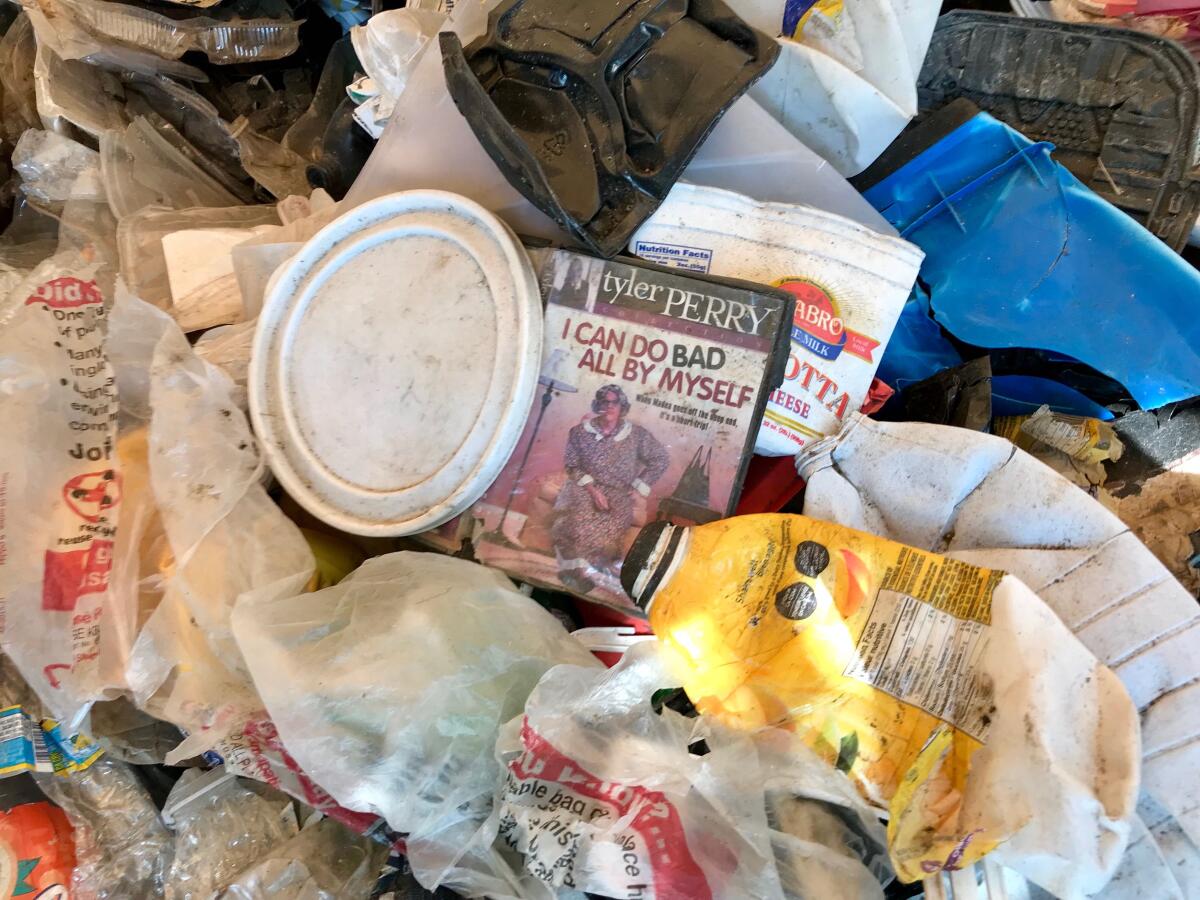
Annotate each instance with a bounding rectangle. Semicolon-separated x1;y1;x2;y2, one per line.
621;520;684;609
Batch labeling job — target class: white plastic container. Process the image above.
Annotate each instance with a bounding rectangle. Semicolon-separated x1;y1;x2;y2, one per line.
249;190;543;535
630;183;923;456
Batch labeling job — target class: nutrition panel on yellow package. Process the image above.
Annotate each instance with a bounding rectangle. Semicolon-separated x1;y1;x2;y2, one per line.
622;513;1004;810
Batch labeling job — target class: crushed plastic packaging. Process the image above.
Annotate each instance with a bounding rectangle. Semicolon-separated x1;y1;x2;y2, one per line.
12;130;103;205
162;766;299;899
726;0;942;176
33;43;127;137
116;204;281;330
101;119;244;219
229;552;601;887
862;108;1200;411
34;756;174;900
797;412;1200;894
24;0;303;65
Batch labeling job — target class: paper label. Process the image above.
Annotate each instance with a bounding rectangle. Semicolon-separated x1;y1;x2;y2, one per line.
0;706;101;777
497;719;712;900
844;589;992;742
630;240;712;274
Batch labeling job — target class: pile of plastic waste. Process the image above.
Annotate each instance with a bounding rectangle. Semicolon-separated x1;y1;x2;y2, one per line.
0;1;1197;899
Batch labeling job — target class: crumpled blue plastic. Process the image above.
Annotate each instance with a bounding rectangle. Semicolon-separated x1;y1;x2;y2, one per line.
865;112;1200;411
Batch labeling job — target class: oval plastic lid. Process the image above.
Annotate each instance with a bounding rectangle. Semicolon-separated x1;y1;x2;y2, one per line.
249;190;543;536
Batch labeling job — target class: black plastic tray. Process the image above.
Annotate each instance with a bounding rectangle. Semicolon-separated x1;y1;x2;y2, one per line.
441;0;778;258
916;11;1200;251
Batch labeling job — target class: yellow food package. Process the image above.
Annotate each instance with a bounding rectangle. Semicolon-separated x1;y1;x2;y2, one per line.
620;513;1005;880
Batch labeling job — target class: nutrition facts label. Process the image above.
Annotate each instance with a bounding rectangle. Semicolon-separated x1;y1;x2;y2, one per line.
844;589;992;742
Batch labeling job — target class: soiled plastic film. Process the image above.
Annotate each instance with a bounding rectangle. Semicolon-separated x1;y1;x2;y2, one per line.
220;817;388;900
13;129;103;204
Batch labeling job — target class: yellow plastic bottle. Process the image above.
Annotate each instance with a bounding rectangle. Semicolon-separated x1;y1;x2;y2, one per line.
620;513;1006;880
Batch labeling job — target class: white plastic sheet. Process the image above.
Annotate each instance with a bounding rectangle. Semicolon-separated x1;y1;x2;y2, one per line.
727;0;941;176
798;413;1200;896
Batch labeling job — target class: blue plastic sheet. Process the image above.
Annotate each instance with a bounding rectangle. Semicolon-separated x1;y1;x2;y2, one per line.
992;376;1115;420
866;112;1200;411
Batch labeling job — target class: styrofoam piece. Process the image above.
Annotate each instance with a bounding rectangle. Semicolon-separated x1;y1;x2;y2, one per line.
250;190;543;536
344;0;893;238
630;183;922;456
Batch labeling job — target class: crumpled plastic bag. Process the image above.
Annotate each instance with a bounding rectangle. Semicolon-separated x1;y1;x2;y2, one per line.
162;768;298;900
107;289;313;760
35;756;175;900
436;641;892;899
230;552;601;883
0;235;129;723
349;7;445;127
726;0;941;175
797;412;1195;896
0;232;312;750
219;816;388;900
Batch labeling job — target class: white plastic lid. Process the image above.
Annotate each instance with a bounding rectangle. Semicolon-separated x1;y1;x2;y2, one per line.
249;190;543;536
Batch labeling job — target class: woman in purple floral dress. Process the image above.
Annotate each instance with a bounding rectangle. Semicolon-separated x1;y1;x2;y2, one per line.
552;385;669;593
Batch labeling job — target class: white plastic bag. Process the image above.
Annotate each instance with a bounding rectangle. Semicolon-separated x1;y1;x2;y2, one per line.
230;553;601;875
0;246;127;723
727;0;941;175
440;642;892;899
349;7;445;126
798;413;1195;896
